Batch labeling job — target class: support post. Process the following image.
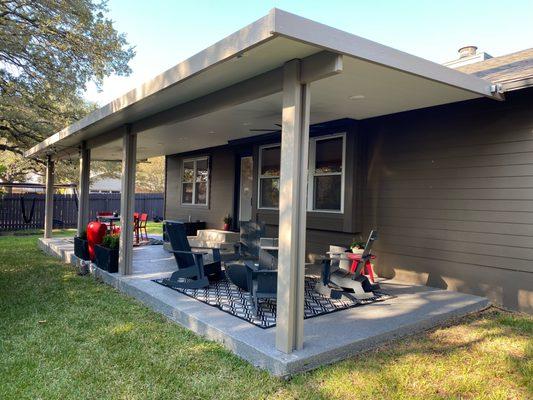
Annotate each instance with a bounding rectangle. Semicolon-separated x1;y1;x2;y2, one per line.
276;59;310;353
44;155;55;238
77;142;91;236
119;126;137;275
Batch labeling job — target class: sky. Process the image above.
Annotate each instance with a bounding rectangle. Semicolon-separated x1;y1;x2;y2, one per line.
84;0;533;105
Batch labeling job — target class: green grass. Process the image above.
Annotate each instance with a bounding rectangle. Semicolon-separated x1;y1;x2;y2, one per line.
0;233;531;399
145;221;163;235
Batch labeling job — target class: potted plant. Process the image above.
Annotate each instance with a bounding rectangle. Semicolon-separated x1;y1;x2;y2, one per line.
94;234;120;273
74;229;90;260
223;214;232;231
350;240;365;255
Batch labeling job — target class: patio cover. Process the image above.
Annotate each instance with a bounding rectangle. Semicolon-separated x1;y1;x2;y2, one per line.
24;8;502;161
26;8;504;355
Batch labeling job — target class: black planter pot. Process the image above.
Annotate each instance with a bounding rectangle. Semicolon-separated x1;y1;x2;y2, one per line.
94;244;119;273
74;237;90;260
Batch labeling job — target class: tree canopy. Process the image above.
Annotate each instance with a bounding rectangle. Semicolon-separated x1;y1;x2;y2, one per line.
0;0;134;181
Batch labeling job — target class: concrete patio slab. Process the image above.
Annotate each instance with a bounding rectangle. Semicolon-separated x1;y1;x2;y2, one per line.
38;237;490;377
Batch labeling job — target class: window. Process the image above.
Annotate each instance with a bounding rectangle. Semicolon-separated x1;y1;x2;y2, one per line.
308;134;345;212
258;144;280;209
257;133;346;213
181;157;209;205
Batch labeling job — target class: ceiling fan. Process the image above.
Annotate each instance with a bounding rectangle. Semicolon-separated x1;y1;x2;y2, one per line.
248;123;281;132
248;122;327;132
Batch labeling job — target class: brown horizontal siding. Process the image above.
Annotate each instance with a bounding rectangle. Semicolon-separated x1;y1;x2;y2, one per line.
366;198;533;212
376;233;533;261
369;188;533;200
377;252;533;313
365;89;533;312
367;208;533;224
374;225;533;249
374;177;533;190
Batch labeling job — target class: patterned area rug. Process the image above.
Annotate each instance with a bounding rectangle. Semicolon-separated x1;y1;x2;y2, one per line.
153;276;393;329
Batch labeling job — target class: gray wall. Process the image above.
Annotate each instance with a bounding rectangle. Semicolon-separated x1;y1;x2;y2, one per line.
165;148;235;229
363;89;533;313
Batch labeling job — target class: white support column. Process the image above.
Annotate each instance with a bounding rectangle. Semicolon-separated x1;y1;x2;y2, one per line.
119;126;137;275
44;156;55;238
276;59;311;353
77;142;91;236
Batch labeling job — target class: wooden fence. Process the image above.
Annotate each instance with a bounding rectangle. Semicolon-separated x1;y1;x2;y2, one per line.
0;193;164;231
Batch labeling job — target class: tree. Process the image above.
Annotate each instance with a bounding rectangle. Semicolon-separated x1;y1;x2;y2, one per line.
136;157;165;193
0;0;134;159
0;150;40;192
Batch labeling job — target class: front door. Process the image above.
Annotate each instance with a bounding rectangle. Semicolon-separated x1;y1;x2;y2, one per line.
239;156;253;222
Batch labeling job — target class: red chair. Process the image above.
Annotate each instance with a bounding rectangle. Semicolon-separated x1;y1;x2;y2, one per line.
139;213;149;241
133;212;140;243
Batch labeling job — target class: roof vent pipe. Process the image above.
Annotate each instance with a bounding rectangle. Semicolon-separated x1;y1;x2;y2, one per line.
458;46;478;58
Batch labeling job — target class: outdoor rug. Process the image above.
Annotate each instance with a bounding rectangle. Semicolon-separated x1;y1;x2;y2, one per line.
153;276;393;329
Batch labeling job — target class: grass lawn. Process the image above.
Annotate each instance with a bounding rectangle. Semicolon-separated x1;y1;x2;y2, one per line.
0;233;531;399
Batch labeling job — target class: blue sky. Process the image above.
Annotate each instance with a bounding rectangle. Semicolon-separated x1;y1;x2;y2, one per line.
85;0;533;105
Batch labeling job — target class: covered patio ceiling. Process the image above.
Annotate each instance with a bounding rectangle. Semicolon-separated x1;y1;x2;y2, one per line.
25;8;502;161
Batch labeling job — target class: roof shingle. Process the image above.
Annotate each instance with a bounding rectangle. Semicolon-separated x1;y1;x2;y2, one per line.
456;48;533;90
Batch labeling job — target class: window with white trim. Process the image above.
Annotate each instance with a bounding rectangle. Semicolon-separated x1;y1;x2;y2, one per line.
257;133;346;213
181;157;209;205
258;144;280;209
308;133;345;212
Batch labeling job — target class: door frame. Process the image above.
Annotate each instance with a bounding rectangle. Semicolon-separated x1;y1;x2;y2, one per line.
233;148;253;230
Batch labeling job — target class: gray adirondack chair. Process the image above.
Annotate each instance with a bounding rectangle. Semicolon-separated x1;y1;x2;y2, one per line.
318;230;380;300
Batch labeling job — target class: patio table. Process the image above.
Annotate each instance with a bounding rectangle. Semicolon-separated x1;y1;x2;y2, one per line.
97;214;142;243
96;215;121;236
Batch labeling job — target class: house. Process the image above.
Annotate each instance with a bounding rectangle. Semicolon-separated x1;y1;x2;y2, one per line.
164;46;533;315
89;176;121;193
25;9;532;356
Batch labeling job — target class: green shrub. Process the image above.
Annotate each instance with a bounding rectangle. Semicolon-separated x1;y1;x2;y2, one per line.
350;241;365;250
101;234;120;249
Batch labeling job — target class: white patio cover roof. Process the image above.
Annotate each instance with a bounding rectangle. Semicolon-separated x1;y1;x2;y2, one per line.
25;8;502;160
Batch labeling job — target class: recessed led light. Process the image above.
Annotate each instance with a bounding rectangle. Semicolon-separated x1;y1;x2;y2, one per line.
208;130;216;134
349;94;365;100
242;122;251;126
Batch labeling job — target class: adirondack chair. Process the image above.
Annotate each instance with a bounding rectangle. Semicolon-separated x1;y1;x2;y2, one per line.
226;221;266;260
162;221;222;289
224;230;279;314
225;250;278;314
318;230;380;300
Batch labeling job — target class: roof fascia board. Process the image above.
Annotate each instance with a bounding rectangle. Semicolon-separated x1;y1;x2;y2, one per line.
270;8;503;101
502;77;533;92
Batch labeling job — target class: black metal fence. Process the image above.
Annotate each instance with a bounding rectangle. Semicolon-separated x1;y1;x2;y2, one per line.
0;193;164;231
